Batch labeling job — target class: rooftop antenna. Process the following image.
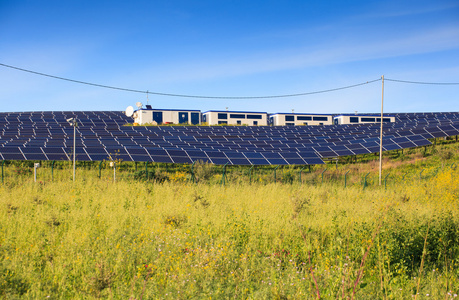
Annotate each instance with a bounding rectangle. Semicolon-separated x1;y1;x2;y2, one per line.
355;111;358;115
136;102;143;109
292;109;294;114
125;106;134;117
226;107;228;111
146;91;149;105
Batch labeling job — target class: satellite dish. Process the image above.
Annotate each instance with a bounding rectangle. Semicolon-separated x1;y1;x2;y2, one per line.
136;102;143;109
125;106;134;117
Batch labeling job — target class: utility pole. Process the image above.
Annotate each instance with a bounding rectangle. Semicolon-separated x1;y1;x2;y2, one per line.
379;75;384;186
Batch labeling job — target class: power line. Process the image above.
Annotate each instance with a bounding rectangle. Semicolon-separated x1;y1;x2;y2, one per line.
385;78;459;85
0;62;381;99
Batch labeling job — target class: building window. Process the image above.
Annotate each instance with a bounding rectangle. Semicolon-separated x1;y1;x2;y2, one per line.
218;121;228;125
237;120;241;125
253;121;258;125
286;122;295;126
313;116;328;121
350;117;359;123
361;117;375;122
319;123;324;125
376;118;392;122
303;122;308;125
247;114;262;119
218;113;228;119
285;115;294;121
297;116;312;121
203;115;207;122
230;114;245;119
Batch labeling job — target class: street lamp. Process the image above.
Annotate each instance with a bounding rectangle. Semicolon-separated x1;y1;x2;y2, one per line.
67;117;78;182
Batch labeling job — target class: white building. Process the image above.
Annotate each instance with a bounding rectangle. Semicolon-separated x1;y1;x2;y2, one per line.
133;107;201;125
269;113;333;126
333;114;396;125
202;110;268;126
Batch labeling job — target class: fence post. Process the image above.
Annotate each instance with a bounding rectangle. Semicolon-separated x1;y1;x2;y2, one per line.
384;174;390;189
145;162;148;180
2;160;4;184
433;167;441;177
51;160;55;181
99;161;103;179
419;169;424;181
344;170;350;188
402;172;408;182
221;163;228;186
299;166;306;184
363;172;370;190
273;165;279;182
321;168;327;184
34;162;40;183
112;162;116;183
190;161;196;183
248;165;254;183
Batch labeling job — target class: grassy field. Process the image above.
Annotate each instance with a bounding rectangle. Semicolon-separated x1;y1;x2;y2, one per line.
1;142;459;299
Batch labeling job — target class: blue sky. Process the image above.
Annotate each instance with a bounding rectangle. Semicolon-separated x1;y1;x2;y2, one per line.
1;0;458;114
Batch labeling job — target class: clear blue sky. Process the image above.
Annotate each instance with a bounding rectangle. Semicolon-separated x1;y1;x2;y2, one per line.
1;0;458;114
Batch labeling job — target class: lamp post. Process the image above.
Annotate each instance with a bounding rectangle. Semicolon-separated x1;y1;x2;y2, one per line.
67;117;77;182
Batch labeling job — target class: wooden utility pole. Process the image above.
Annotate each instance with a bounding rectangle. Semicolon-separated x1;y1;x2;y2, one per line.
379;75;384;186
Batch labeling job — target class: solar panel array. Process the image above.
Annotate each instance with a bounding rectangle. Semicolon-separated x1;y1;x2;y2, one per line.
0;111;458;165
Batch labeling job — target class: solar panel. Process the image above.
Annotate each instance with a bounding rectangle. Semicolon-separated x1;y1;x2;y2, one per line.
228;158;251;165
0;111;457;165
248;158;270;165
1;153;26;160
150;155;173;163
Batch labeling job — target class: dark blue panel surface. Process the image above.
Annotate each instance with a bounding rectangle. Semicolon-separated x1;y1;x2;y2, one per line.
229;158;251;165
151;156;173;163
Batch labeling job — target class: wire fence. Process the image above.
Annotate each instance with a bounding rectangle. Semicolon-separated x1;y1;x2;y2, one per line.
1;158;457;190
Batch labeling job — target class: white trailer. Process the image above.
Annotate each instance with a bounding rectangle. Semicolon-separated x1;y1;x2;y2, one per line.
131;107;201;125
269;113;333;126
333;114;396;125
202;110;268;126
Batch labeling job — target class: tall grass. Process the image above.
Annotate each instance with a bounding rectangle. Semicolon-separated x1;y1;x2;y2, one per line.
1;160;459;298
1;142;458;298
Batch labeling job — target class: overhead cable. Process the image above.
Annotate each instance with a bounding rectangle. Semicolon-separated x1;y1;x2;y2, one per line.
0;62;381;99
385;78;459;85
